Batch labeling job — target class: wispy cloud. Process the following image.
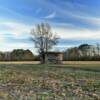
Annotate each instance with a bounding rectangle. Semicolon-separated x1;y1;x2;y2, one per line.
54;27;100;40
0;20;35;52
44;12;56;19
35;8;42;14
0;42;34;52
0;20;32;36
41;0;100;28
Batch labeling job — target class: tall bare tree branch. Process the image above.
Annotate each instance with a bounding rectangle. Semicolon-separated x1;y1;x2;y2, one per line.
30;23;59;63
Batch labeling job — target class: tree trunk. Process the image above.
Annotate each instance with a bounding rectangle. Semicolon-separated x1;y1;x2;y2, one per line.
40;51;45;64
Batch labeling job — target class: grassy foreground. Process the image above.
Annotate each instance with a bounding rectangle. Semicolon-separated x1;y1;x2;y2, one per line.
0;64;100;100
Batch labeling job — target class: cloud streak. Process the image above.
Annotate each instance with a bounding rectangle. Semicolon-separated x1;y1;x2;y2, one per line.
44;12;56;19
54;27;100;40
41;0;100;28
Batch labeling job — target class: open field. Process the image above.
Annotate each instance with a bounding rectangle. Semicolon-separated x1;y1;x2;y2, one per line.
0;61;40;64
1;61;100;65
0;63;100;100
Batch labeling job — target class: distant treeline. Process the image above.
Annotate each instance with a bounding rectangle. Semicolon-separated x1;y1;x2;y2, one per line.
63;44;100;61
1;43;100;61
0;49;39;61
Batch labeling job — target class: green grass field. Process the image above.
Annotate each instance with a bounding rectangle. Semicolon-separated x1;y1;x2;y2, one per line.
0;64;100;100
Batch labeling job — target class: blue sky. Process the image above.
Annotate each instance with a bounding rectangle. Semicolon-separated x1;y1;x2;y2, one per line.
0;0;100;53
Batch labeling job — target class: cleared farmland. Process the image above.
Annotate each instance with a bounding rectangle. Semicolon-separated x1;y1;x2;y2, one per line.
0;61;100;65
0;63;99;99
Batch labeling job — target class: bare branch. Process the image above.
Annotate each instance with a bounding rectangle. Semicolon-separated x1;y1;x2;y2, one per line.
30;23;59;63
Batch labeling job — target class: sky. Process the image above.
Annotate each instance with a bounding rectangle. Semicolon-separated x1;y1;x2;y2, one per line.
0;0;100;54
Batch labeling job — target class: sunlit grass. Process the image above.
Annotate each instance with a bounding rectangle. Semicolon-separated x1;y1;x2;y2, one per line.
0;64;100;99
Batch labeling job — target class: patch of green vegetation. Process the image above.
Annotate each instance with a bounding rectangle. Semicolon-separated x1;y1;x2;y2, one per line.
0;64;100;100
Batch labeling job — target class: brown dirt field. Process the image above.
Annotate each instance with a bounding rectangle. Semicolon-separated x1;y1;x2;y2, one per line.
0;61;100;65
0;61;40;64
63;61;100;65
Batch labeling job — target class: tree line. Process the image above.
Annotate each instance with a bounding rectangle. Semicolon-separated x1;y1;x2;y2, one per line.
0;49;39;61
63;44;100;61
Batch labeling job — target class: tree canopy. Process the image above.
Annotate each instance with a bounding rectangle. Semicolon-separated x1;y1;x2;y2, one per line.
31;23;59;63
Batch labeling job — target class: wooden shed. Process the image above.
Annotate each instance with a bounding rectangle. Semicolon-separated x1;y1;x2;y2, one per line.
45;52;63;64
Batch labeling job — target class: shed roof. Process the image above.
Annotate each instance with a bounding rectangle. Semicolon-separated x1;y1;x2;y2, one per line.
45;51;63;54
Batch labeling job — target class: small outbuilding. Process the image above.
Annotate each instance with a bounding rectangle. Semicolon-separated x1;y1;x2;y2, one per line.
45;52;63;64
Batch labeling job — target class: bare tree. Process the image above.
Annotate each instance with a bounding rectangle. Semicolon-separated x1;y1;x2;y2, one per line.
31;23;59;63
